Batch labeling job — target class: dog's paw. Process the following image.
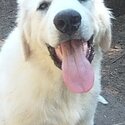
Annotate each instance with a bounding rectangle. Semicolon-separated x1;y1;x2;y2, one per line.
98;95;108;105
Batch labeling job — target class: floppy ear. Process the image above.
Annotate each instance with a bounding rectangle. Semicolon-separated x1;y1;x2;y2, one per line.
20;15;31;60
98;8;112;52
21;33;31;60
99;25;112;52
17;4;31;60
94;1;112;52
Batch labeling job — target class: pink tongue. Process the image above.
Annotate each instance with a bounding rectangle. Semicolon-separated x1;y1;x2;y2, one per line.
60;40;94;93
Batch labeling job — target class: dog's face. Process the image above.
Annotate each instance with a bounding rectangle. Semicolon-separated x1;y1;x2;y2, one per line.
18;0;111;49
17;0;112;93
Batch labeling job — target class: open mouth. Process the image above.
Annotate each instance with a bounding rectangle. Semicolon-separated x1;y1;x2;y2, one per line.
47;35;95;93
47;35;94;69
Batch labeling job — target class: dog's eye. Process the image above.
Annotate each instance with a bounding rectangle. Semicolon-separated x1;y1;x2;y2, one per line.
78;0;88;2
37;2;50;11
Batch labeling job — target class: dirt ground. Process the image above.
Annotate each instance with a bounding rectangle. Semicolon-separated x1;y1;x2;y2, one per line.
95;15;125;125
0;1;125;125
102;15;125;105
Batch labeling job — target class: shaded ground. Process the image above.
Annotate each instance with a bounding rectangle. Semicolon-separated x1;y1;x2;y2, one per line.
105;0;125;16
0;0;16;40
0;1;125;125
95;15;125;125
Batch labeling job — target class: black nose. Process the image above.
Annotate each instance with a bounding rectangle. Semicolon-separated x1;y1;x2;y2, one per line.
54;9;81;35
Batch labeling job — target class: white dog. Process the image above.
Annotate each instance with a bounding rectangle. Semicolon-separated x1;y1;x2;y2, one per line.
0;0;111;125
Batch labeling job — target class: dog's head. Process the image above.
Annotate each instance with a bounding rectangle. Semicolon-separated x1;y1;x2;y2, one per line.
17;0;112;93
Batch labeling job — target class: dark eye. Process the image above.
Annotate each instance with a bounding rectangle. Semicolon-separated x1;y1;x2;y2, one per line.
78;0;88;2
37;2;50;10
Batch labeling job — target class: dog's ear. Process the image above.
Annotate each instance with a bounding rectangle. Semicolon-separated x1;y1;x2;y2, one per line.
20;17;31;60
99;25;112;52
17;1;31;60
94;1;112;52
98;9;112;52
21;33;31;60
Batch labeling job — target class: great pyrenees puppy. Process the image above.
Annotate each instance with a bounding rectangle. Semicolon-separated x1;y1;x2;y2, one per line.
0;0;111;125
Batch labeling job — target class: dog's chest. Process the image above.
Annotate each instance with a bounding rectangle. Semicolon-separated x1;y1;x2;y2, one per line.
34;93;84;125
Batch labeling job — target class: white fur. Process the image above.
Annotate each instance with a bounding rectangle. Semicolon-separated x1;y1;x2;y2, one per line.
98;95;108;105
0;0;111;125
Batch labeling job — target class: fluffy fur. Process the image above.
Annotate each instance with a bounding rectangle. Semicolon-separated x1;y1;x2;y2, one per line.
0;0;111;125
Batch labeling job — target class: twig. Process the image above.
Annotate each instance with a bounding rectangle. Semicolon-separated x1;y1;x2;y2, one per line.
111;52;125;64
113;122;125;125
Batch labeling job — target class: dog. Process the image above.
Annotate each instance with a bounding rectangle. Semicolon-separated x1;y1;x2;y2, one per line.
0;0;112;125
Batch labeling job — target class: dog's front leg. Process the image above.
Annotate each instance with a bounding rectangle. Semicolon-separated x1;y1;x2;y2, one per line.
83;120;94;125
77;118;94;125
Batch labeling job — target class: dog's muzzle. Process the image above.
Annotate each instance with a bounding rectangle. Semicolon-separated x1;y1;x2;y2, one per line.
47;36;95;93
47;36;94;69
48;9;94;69
47;9;95;93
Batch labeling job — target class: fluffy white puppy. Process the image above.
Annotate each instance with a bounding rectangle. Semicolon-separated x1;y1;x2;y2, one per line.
0;0;111;125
